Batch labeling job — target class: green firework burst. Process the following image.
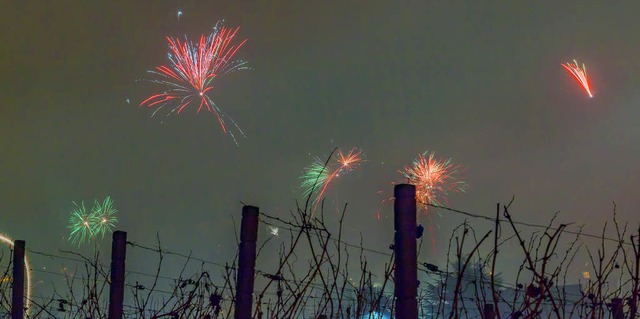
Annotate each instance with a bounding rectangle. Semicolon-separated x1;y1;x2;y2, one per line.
300;159;329;200
67;201;96;245
92;196;118;238
67;196;118;246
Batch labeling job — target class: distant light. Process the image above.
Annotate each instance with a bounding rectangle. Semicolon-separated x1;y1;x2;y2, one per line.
268;225;279;236
583;271;590;279
362;311;390;319
177;10;183;18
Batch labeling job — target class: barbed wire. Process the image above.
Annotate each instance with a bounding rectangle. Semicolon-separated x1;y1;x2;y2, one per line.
17;201;638;293
126;240;233;270
3;200;637;318
427;203;638;246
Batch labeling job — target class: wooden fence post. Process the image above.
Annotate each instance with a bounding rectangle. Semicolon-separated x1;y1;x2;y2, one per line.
235;205;259;319
394;184;418;319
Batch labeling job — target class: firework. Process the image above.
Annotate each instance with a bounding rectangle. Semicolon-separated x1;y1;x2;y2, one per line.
140;20;249;142
562;59;593;98
68;201;96;245
300;147;364;215
0;233;32;317
67;197;119;245
92;196;118;238
300;160;330;199
401;151;466;208
267;225;279;236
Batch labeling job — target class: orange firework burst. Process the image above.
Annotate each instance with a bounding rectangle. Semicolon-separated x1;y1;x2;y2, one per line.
401;151;466;208
336;148;363;170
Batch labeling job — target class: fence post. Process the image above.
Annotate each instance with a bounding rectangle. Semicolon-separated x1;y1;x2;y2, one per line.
108;231;127;319
483;303;495;319
610;298;624;319
235;205;259;319
394;184;418;319
631;229;640;319
11;240;25;319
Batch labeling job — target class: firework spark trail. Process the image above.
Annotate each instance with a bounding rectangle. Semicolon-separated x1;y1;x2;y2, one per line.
311;148;363;214
401;151;466;209
140;21;249;142
562;59;593;98
300;148;364;216
0;233;32;318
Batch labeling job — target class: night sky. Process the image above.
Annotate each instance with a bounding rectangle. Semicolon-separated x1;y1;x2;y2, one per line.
2;1;640;293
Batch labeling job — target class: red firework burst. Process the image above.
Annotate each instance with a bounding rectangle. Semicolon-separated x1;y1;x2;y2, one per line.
562;59;593;98
140;21;249;140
